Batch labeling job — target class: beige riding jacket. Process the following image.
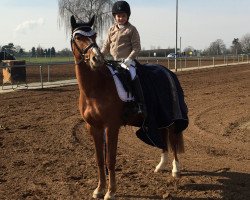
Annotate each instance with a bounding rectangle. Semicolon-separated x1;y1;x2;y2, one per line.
101;22;141;60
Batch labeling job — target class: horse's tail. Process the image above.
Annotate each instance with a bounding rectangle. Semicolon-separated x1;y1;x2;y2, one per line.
166;125;185;154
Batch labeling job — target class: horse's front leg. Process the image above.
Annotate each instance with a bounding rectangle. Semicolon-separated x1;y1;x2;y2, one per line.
88;124;106;199
104;126;119;200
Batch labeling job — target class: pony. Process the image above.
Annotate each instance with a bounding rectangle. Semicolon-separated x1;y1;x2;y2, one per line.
70;15;188;200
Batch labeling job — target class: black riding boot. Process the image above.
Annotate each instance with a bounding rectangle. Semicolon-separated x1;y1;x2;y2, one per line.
131;75;147;118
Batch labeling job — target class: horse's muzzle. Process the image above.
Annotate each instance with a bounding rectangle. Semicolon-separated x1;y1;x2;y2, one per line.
90;53;105;69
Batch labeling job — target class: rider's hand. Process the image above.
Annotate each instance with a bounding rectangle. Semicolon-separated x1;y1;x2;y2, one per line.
124;58;133;67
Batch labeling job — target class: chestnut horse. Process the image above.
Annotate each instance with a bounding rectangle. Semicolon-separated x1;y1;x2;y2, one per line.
70;15;186;200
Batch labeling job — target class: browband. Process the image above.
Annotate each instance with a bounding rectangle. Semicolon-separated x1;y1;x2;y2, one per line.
72;29;96;38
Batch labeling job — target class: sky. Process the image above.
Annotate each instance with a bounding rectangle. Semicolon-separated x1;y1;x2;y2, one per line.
0;0;250;52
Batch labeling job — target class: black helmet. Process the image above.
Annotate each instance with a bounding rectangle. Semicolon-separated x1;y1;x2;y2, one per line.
112;1;131;17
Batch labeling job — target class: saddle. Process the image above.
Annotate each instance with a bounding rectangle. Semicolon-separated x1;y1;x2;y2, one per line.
105;60;133;94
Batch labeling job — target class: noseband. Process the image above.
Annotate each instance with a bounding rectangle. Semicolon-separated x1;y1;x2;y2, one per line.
71;27;98;65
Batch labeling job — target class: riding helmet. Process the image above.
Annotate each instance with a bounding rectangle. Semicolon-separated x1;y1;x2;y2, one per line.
112;1;131;17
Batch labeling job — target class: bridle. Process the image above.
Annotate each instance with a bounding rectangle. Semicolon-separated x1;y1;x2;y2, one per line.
70;25;111;77
71;26;99;65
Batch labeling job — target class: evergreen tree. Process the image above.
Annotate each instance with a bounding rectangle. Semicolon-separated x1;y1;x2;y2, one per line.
51;47;56;57
31;47;36;57
1;43;15;54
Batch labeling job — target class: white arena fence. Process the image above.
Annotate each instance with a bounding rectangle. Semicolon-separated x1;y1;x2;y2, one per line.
138;54;250;70
0;55;249;90
0;61;75;90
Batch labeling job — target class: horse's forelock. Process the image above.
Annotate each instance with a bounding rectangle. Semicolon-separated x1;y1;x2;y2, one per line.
76;24;92;31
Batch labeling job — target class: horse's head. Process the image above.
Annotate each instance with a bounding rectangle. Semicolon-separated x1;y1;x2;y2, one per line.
70;15;104;70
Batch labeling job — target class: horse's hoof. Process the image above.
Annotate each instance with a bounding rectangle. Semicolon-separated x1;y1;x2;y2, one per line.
154;163;167;172
104;191;116;200
92;187;105;199
172;171;181;178
172;159;180;178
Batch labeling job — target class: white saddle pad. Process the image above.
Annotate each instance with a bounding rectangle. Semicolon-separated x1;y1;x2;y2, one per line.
107;66;134;102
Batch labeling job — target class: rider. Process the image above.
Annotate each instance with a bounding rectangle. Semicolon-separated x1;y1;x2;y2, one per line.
101;0;146;117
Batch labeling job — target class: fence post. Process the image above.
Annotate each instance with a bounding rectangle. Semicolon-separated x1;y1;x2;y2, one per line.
168;58;170;69
213;57;215;67
47;65;50;82
180;58;182;71
40;65;43;89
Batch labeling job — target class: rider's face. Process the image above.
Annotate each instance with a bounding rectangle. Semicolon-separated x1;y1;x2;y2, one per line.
115;13;128;25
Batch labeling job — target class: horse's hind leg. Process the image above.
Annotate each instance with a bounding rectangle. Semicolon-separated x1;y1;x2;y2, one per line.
154;149;168;172
104;126;119;200
88;124;106;199
154;129;168;172
168;124;184;178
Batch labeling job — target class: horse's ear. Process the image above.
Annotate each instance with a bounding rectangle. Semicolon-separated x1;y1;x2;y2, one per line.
89;15;95;27
70;15;77;30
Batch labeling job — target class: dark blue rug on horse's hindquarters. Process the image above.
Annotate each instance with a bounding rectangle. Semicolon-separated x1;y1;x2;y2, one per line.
136;63;189;149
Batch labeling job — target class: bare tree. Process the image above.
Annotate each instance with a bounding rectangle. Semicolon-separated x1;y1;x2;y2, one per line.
206;39;226;56
240;33;250;54
58;0;115;38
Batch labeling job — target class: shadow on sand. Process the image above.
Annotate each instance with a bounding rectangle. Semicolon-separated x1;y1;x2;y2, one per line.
117;169;249;199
